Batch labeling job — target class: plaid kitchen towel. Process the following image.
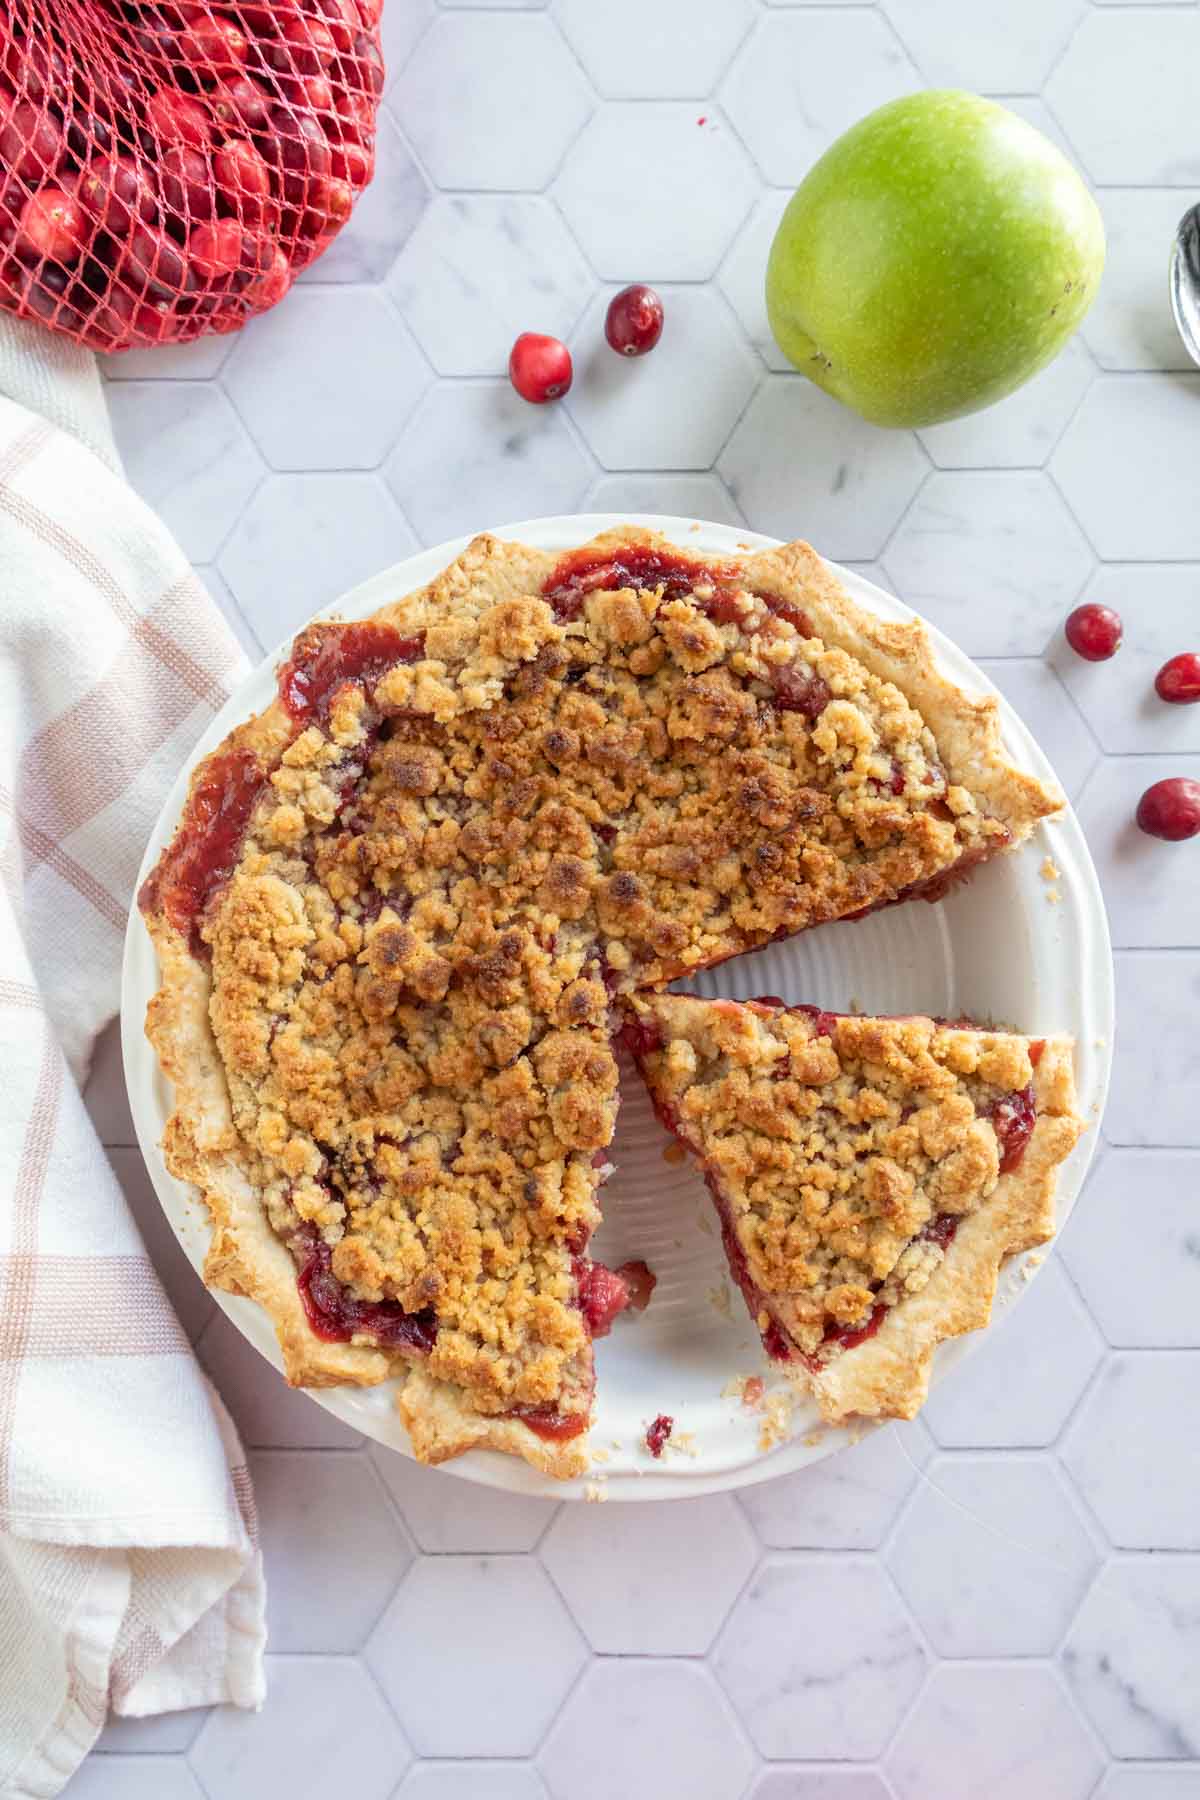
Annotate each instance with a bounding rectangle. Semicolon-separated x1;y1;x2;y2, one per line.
0;319;266;1800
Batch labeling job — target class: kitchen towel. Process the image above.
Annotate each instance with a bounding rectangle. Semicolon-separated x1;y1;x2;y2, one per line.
0;316;266;1800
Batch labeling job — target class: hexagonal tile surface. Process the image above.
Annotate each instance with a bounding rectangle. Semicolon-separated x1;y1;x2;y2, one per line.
917;340;1093;471
556;0;753;99
101;333;234;381
716;1558;926;1758
1053;566;1200;756
1107;954;1200;1148
1084;191;1198;373
1074;756;1200;948
106;1149;213;1345
96;1709;209;1754
882;471;1092;656
388;196;591;377
219;474;417;647
1094;1775;1200;1800
586;471;744;525
223;289;427;472
366;1558;585;1756
888;1666;1102;1800
976;659;1098;803
1052;375;1200;561
880;0;1086;92
555;105;757;281
1062;1150;1200;1346
1045;10;1200;186
739;1422;929;1551
568;287;757;471
750;1776;895;1800
105;381;261;564
921;1260;1103;1449
299;114;429;285
542;1495;755;1653
190;1655;409;1800
194;563;262;657
250;1450;412;1650
394;16;591;191
720;378;928;558
720;13;920;186
385;381;591;542
718;189;793;372
1062;1355;1200;1549
398;1769;549;1800
380;0;434;89
887;1457;1098;1656
369;1444;556;1553
197;1310;364;1450
1064;1559;1200;1758
540;1662;753;1800
66;1761;204;1800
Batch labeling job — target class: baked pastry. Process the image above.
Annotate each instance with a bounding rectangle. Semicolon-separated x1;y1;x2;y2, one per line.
622;992;1081;1423
139;526;1062;1476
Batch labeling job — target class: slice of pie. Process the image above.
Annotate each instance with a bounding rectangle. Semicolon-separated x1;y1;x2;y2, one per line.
139;526;1062;1476
622;992;1081;1424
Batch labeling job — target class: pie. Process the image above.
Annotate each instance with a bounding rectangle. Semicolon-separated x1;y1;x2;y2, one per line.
622;993;1081;1423
139;526;1069;1477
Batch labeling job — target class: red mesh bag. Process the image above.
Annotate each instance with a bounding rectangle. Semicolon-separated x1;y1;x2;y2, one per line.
0;1;384;351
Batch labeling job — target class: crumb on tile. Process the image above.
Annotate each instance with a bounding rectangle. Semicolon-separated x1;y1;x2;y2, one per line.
663;1141;686;1165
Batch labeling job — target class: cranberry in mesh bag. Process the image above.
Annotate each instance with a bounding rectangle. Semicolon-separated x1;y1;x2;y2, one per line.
0;0;383;351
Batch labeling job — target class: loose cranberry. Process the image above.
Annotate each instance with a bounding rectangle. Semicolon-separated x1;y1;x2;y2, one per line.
189;218;248;280
1155;653;1200;706
0;101;64;183
15;188;86;264
177;11;249;75
146;88;210;149
1136;777;1200;842
509;331;572;403
645;1413;674;1458
161;144;216;222
1065;603;1122;661
211;75;271;133
605;283;664;357
77;157;157;235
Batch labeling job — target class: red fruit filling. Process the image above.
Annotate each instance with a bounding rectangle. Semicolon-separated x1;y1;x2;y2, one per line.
138;747;268;957
293;1226;438;1353
614;1260;657;1312
645;1413;674;1457
990;1083;1037;1174
542;545;739;622
509;1403;588;1442
278;620;426;725
575;1258;631;1337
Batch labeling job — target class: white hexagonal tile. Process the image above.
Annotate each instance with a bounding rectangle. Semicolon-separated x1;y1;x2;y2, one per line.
1084;191;1197;374
720;13;920;187
718;189;799;374
84;1019;134;1147
299;114;429;285
715;1557;926;1758
394;16;591;191
1095;1773;1200;1800
366;1558;585;1756
96;1709;209;1754
556;0;754;99
398;1769;549;1800
1108;954;1200;1148
568;287;757;471
922;1260;1104;1449
369;1443;556;1552
540;1662;753;1800
196;1309;364;1449
1074;756;1200;949
223;289;427;473
750;1776;896;1800
65;1760;205;1799
998;95;1081;165
976;659;1098;804
1062;1354;1200;1548
542;1494;756;1653
1064;1559;1200;1758
880;0;1086;92
1052;566;1200;757
1052;376;1200;562
1045;11;1200;186
385;381;591;542
101;334;234;381
883;470;1092;657
585;471;744;526
219;473;417;648
251;1449;412;1649
388;196;591;377
1062;1149;1200;1347
917;340;1094;471
190;1658;408;1798
194;565;262;658
720;378;928;559
887;1665;1102;1800
106;1149;213;1345
105;381;262;565
555;105;757;281
887;1456;1098;1656
739;1421;930;1551
380;0;435;90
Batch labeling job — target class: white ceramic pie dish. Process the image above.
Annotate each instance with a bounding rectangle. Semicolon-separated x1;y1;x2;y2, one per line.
122;513;1113;1500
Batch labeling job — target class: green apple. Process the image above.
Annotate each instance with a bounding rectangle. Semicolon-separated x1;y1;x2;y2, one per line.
765;91;1105;429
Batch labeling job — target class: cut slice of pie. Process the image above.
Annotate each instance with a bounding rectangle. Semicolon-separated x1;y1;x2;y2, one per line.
139;525;1065;1476
622;992;1082;1424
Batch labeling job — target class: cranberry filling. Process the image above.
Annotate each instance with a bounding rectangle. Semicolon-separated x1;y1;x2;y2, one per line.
139;747;268;957
541;544;740;622
990;1082;1037;1174
278;620;426;725
620;1016;664;1060
823;1304;887;1354
645;1413;674;1458
575;1257;632;1338
920;1211;960;1252
293;1227;438;1353
772;667;831;719
509;1403;589;1442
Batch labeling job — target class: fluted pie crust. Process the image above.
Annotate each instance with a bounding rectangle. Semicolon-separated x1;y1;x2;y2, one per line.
139;527;1067;1477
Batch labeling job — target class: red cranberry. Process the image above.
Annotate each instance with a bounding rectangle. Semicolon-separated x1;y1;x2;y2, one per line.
290;73;336;116
15;188;87;264
605;283;664;357
126;224;194;301
334;90;375;145
509;332;572;403
351;32;386;98
189;218;249;281
0;101;64;183
211;76;271;133
1065;603;1123;661
268;14;339;76
213;137;273;221
244;244;290;306
2;37;67;104
177;11;249;75
145;88;210;149
1155;653;1200;706
77;157;157;235
161;144;216;221
312;0;360;54
304;174;353;233
331;138;372;187
1136;777;1200;842
357;0;383;24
